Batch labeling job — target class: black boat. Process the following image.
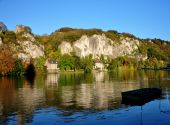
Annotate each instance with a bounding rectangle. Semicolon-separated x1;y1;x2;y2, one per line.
121;88;162;106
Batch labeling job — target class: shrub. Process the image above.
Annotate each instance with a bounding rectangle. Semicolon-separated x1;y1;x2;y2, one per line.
1;31;16;44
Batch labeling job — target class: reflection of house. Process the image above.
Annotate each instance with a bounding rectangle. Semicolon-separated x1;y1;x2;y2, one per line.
94;72;105;82
93;60;105;70
44;59;59;73
46;74;59;86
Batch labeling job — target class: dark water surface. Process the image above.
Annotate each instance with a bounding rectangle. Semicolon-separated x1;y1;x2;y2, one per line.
0;70;170;125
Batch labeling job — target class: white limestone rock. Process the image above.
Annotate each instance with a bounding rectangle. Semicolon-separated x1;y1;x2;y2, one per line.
15;25;31;33
0;37;2;45
59;41;73;55
15;25;44;61
112;38;139;58
23;32;35;42
18;53;31;62
73;34;114;58
59;34;140;59
73;35;91;57
18;40;44;59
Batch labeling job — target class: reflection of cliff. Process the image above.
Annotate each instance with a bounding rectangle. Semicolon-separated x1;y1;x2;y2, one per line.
51;71;150;110
0;70;169;124
76;84;93;108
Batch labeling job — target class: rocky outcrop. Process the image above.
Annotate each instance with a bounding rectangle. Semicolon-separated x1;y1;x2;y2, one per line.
111;37;139;58
15;25;44;61
59;34;140;59
16;25;31;33
59;41;73;54
0;37;2;45
0;22;7;32
18;41;44;60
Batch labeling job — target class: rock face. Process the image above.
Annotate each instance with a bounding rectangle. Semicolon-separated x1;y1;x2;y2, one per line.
0;22;7;32
0;24;44;61
16;25;31;33
15;25;44;61
111;37;139;58
59;34;139;59
59;41;73;54
0;37;2;45
18;41;44;60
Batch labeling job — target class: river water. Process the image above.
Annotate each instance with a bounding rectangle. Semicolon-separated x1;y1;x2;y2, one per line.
0;70;170;125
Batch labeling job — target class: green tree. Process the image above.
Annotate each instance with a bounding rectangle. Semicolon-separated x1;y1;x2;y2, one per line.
35;57;46;71
80;55;93;73
11;59;25;76
108;58;120;70
58;54;74;70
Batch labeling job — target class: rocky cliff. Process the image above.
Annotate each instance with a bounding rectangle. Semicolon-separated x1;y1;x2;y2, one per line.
1;23;170;66
0;24;44;62
59;34;140;59
16;25;44;61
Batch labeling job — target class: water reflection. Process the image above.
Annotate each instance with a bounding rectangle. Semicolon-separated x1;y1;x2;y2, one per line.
0;70;170;125
46;74;59;86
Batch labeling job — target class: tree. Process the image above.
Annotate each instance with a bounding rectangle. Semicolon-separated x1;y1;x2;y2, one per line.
80;55;93;73
35;57;46;71
11;59;25;76
0;45;16;75
73;55;81;71
147;48;155;58
147;48;167;61
58;54;74;70
108;60;119;70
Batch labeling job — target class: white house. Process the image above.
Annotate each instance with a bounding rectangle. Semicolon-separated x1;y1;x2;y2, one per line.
44;59;59;73
93;60;105;71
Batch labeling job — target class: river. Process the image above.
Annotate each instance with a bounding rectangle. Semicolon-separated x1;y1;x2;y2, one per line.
0;70;170;125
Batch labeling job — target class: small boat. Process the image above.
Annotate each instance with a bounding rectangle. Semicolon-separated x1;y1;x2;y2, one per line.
121;88;162;106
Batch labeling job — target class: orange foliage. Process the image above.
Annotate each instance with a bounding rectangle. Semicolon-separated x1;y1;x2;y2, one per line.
0;45;16;75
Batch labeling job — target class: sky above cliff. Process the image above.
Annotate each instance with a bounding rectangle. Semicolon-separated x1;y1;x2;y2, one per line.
0;0;170;40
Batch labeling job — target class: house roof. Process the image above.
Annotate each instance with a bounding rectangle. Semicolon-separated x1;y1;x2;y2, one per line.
48;59;57;64
94;59;103;63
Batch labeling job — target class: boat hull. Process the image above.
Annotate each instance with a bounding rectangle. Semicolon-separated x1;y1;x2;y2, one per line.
121;88;162;106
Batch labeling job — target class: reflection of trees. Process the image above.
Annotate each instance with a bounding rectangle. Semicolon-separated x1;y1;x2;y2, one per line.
0;77;45;125
16;81;45;125
0;70;170;124
46;72;151;110
0;77;17;124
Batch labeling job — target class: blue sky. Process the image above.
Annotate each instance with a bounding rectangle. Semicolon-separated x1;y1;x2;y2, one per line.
0;0;170;40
